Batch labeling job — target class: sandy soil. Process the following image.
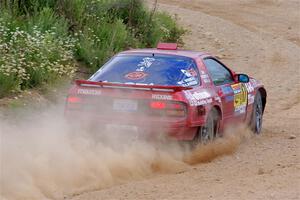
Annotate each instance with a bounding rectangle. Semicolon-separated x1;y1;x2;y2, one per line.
69;0;300;199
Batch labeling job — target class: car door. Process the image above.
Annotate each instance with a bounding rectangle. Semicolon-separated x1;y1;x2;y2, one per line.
203;58;247;123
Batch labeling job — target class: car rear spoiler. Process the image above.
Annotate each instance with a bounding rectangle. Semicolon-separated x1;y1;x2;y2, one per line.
75;80;192;92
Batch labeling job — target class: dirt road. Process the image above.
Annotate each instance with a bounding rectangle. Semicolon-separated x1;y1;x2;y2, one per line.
70;0;300;199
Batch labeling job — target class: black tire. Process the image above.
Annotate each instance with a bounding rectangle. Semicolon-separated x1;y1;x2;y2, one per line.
251;92;263;134
194;108;220;145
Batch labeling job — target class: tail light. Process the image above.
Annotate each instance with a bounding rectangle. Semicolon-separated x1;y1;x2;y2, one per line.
66;96;82;110
150;101;166;109
67;96;82;103
149;101;186;117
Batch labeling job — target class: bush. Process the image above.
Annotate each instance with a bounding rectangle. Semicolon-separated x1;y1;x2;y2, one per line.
26;7;69;36
154;12;186;44
102;0;185;46
0;18;76;97
76;19;129;72
0;71;20;97
0;0;58;15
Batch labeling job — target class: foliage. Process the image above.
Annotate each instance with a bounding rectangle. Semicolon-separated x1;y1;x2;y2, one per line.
0;18;76;97
0;0;185;97
76;19;129;72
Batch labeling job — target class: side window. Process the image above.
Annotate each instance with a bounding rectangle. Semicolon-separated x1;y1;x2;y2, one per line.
203;58;234;85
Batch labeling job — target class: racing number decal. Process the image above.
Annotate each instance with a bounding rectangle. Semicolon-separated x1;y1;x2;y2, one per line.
233;84;247;107
231;83;248;115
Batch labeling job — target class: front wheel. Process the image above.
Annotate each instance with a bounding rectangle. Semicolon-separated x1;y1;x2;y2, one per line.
251;92;263;134
194;108;220;145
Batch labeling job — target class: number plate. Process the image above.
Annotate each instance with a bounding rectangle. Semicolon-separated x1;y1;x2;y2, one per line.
113;99;138;112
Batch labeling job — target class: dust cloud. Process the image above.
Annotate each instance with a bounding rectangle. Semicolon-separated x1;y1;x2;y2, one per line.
0;104;250;200
184;127;251;165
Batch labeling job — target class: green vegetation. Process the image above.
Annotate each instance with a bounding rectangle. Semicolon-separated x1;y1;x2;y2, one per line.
0;0;185;98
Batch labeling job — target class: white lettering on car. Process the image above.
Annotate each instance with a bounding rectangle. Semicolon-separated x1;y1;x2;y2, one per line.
234;105;246;115
136;57;156;71
250;79;258;86
193;98;213;106
214;96;221;103
184;91;212;106
77;89;101;96
184;77;195;82
181;69;192;77
245;82;254;93
152;94;173;100
248;94;255;105
200;74;209;79
178;76;198;86
201;74;211;83
192;91;211;100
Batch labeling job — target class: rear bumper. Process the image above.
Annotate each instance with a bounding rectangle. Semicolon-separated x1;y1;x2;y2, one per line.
64;110;197;140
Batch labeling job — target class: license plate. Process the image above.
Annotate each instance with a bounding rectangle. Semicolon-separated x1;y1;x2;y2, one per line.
113;99;138;112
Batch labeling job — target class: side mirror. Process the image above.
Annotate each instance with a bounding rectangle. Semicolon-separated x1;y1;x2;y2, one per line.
235;74;249;83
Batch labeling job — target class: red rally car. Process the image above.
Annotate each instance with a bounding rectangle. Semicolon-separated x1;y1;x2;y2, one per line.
65;43;267;143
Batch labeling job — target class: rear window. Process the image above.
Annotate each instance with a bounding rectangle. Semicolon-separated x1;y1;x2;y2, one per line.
89;54;200;86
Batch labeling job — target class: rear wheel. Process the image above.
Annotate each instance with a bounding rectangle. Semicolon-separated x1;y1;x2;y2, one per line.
194;108;220;145
251;92;263;134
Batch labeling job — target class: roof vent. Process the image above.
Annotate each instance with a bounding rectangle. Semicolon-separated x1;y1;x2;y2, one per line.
157;43;178;50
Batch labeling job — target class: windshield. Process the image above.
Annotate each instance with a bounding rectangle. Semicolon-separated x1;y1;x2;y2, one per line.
89;54;200;87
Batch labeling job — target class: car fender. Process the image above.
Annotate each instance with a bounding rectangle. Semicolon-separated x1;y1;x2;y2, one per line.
244;78;267;124
183;88;222;127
